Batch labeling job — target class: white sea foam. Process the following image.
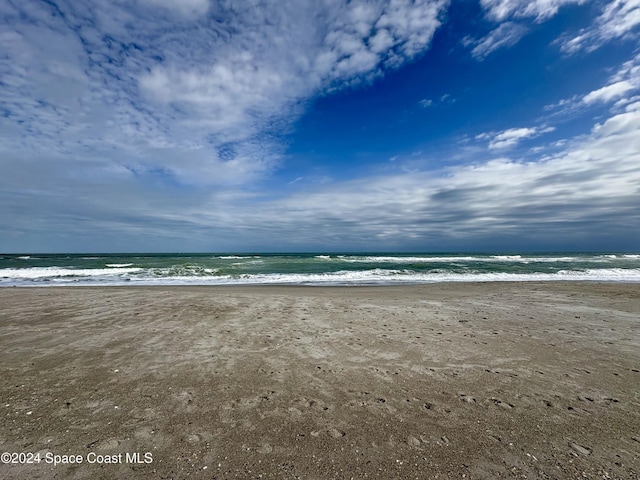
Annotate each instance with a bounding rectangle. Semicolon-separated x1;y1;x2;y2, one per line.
0;267;141;279
149;265;219;276
3;266;639;287
127;267;640;286
337;255;584;263
18;256;31;260
106;263;134;267
339;256;483;263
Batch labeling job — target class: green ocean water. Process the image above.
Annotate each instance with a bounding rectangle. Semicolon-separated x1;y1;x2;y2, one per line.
1;253;639;286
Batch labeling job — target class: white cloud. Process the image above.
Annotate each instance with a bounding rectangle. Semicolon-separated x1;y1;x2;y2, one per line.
490;127;538;148
0;0;449;189
481;0;586;22
544;52;640;117
561;0;640;53
469;22;528;58
140;0;450;120
477;126;555;149
581;52;640;106
583;80;636;104
417;94;455;108
469;0;586;60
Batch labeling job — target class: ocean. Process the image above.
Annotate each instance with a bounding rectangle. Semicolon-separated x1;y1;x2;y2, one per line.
1;253;639;287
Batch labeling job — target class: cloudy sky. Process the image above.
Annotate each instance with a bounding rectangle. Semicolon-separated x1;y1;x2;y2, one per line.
1;0;639;253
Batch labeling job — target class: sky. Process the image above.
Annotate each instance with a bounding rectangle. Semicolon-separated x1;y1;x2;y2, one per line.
1;0;639;253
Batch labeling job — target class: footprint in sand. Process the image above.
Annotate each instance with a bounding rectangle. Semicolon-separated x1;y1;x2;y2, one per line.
257;443;273;454
327;428;346;438
94;438;121;451
459;393;476;403
175;390;195;406
569;442;592;456
489;397;514;410
295;398;331;412
133;426;156;440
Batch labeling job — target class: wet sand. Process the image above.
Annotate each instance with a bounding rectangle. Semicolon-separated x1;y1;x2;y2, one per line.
0;283;638;479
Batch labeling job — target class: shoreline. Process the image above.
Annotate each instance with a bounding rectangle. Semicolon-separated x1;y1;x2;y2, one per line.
1;282;638;479
2;279;640;289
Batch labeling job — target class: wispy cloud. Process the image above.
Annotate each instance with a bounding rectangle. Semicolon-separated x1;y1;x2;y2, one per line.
480;0;586;22
417;93;455;108
583;80;636;104
583;52;640;112
468;0;586;59
469;21;528;59
476;126;555;149
544;52;640;115
560;0;640;53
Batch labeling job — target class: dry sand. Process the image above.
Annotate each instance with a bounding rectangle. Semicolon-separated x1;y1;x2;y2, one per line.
0;282;638;479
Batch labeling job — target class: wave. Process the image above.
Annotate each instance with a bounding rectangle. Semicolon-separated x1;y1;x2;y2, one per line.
339;256;485;263
2;267;639;286
0;267;142;280
106;263;134;268
336;254;640;264
150;265;219;276
191;268;640;285
337;255;585;263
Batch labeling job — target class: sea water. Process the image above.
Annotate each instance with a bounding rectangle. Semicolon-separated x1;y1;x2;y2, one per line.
1;253;639;286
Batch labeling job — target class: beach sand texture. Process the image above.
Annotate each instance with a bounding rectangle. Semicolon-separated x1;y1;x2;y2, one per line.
0;283;638;479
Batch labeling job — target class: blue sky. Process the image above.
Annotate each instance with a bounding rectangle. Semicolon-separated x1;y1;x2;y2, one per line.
1;0;639;252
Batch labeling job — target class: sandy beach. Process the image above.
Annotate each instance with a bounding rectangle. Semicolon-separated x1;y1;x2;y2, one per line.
0;282;638;479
